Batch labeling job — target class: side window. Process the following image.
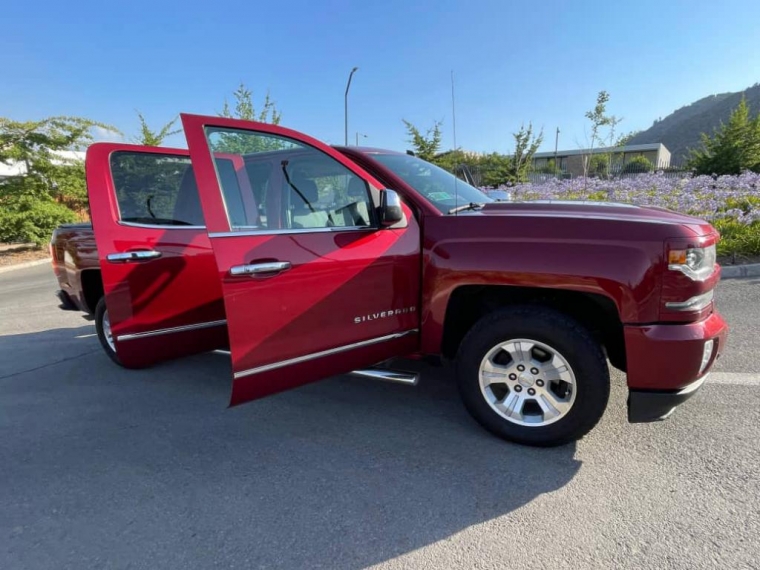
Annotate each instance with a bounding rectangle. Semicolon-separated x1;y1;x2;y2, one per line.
205;127;376;231
215;158;250;228
110;152;202;226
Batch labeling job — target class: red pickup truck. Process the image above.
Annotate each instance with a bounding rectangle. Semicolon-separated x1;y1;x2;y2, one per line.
51;114;728;446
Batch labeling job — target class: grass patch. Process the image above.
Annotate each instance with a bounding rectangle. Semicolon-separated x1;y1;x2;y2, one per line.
712;219;760;258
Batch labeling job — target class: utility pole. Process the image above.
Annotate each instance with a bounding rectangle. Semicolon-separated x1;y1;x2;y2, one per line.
451;70;457;151
344;67;359;146
554;127;560;174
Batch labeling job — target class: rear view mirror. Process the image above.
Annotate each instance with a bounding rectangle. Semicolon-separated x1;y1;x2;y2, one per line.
379;189;404;227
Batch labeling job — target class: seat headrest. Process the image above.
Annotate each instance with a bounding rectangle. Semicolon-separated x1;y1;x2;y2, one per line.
290;174;319;209
347;176;367;199
173;167;204;226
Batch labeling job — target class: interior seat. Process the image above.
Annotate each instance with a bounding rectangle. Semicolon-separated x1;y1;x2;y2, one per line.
173;166;204;226
343;176;371;226
290;174;330;228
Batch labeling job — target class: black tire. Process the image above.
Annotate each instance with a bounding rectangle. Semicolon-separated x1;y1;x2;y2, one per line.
456;305;610;447
95;297;124;367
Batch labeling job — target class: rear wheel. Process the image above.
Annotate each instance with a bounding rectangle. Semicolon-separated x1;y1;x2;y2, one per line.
95;297;123;367
456;305;610;446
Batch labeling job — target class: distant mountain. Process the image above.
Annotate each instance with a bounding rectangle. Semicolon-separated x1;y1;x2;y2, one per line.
628;83;760;162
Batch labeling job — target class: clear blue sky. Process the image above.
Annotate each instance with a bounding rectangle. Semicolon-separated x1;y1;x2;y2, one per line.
2;0;759;153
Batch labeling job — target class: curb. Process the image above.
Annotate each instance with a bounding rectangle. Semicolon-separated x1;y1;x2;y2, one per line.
0;258;51;275
721;263;760;279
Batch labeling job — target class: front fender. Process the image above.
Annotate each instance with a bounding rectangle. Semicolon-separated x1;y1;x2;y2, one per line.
420;223;663;355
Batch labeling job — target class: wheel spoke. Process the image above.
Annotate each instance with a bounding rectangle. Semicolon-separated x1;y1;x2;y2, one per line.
103;310;115;351
502;340;535;365
498;391;525;420
540;354;573;384
481;359;512;385
536;388;572;421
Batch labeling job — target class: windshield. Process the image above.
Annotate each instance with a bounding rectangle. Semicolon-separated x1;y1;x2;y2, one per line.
369;153;492;214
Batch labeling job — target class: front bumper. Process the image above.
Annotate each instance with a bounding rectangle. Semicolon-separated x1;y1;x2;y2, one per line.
624;310;728;423
628;374;708;422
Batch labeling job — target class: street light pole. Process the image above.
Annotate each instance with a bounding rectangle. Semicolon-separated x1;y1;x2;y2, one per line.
344;67;359;146
356;132;367;146
554;127;560;175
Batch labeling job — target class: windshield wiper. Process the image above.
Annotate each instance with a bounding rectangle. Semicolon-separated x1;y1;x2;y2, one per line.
448;202;485;214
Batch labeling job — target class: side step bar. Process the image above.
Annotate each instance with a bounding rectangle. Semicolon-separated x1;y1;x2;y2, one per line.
350;368;419;386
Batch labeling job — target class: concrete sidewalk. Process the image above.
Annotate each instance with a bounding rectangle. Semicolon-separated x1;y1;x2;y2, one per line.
721;263;760;279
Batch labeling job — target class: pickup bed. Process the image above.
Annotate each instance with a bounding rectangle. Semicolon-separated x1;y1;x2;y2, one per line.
51;113;728;446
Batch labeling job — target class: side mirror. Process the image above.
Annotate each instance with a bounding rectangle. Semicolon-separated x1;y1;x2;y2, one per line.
378;189;404;227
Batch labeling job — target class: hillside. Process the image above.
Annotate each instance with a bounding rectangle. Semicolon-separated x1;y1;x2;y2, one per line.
628;83;760;162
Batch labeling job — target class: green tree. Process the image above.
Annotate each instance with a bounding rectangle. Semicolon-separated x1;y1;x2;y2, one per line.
508;123;543;183
134;111;180;146
588;153;610;177
213;83;284;154
431;149;469;172
535;158;560;175
220;83;282;124
0;116;117;244
582;91;621;178
479;153;512;186
688;97;760;175
402;119;443;161
615;130;640;147
622;155;654;174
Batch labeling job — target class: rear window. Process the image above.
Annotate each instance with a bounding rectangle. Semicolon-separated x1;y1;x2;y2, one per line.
110;152;200;226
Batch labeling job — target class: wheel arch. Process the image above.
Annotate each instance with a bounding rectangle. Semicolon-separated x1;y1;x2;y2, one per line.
440;284;626;371
80;268;104;314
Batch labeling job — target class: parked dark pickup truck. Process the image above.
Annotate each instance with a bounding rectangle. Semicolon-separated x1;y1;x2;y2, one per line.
51;223;99;312
51;113;728;446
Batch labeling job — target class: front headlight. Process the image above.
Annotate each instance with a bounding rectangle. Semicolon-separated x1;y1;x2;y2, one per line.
668;244;716;281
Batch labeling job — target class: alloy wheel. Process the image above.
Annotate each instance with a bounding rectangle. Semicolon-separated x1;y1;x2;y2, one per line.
478;338;577;427
102;309;116;352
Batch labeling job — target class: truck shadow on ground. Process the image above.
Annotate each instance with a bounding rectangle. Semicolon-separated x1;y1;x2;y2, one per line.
2;325;581;569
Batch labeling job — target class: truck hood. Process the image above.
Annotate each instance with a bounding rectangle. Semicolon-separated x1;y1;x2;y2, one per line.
478;200;709;229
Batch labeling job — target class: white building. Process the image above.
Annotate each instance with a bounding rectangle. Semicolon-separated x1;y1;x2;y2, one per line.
0;150;86;181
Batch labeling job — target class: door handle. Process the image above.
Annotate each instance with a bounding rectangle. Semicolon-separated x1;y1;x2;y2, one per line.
229;261;291;277
107;250;162;263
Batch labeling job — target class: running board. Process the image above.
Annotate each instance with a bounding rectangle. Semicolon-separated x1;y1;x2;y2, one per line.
349;368;419;386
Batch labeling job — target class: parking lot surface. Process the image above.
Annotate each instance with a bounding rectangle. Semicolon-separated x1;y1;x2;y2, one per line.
1;265;759;569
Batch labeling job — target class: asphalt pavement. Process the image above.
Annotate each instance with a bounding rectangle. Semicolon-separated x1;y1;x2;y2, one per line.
1;264;759;570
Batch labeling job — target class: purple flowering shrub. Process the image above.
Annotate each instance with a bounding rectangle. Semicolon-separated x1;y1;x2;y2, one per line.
484;172;760;257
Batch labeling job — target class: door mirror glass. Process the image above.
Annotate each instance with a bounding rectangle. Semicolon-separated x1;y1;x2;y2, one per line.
379;189;405;227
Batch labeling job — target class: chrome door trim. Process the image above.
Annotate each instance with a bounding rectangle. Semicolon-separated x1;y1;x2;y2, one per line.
233;329;419;380
208;226;375;239
117;221;206;230
106;250;162;263
117;319;227;342
229;261;291;277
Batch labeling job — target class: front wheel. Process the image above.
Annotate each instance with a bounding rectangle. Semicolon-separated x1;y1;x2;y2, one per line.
456;306;610;447
95;297;124;367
